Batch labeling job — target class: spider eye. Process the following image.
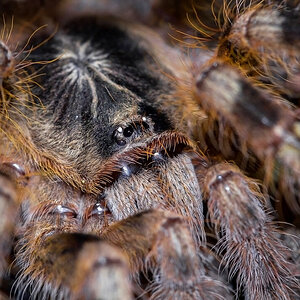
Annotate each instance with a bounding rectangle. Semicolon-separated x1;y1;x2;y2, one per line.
53;205;77;219
113;127;127;146
89;202;111;218
123;125;134;137
113;119;151;146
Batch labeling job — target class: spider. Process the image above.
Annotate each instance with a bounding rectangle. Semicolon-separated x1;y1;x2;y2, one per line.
0;0;299;299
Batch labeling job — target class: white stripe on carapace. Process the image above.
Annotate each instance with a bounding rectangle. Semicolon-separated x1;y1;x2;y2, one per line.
54;41;138;118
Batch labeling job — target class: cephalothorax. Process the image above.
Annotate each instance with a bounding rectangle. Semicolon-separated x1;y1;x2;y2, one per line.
0;1;299;299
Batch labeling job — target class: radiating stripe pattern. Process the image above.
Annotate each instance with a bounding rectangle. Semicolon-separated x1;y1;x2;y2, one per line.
25;17;174;161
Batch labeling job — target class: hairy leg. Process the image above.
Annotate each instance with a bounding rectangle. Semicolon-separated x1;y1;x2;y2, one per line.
0;163;23;277
102;209;230;300
194;60;300;214
16;232;132;300
196;159;299;300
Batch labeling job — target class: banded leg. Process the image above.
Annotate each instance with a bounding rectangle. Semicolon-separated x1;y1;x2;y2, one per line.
227;4;300;55
217;2;300;97
196;160;299;300
194;61;300;213
102;209;230;300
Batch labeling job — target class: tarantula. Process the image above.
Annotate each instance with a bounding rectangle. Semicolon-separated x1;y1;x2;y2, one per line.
0;0;299;299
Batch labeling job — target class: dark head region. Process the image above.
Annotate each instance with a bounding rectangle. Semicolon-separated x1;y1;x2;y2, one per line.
23;17;174;165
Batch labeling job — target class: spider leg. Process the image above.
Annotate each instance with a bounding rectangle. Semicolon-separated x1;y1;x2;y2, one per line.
102;209;230;300
15;232;133;300
181;2;300;235
194;60;300;213
0;163;23;277
226;4;300;56
10;176;130;299
195;159;299;300
217;2;300;98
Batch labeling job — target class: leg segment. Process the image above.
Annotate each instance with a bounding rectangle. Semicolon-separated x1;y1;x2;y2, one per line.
196;160;299;300
0;163;22;277
195;60;300;213
226;4;300;55
15;206;229;299
191;3;300;208
217;2;300;98
15;232;132;300
102;209;230;300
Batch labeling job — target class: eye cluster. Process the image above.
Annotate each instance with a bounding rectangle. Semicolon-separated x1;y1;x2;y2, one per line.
50;201;111;221
113;117;150;146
